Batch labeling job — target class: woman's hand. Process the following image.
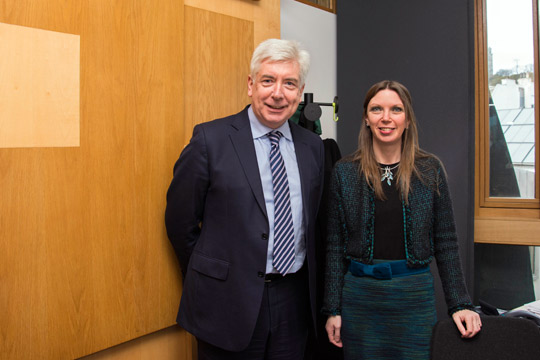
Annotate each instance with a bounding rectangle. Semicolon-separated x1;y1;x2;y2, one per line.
452;309;482;338
325;315;343;347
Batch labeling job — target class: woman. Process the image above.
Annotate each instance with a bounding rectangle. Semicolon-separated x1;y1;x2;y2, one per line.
323;80;481;359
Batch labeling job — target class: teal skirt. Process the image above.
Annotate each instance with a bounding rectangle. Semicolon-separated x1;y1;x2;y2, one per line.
341;261;437;360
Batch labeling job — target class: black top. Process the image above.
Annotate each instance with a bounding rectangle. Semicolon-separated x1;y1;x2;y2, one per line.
373;163;406;260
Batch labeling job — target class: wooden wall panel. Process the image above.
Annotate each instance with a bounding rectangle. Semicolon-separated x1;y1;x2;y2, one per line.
184;0;280;46
0;22;80;148
80;326;195;360
183;6;253;143
0;0;280;359
475;217;540;245
0;0;184;358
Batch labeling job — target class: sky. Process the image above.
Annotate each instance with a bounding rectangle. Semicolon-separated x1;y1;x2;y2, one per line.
487;0;535;74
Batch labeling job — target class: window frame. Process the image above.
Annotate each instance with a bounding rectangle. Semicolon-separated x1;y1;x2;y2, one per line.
475;0;540;245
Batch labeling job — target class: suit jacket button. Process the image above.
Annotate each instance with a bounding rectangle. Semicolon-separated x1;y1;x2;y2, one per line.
261;233;268;240
258;271;264;277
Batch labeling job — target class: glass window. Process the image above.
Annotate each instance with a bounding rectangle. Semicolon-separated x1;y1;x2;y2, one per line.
475;0;540;245
485;0;536;199
475;0;540;306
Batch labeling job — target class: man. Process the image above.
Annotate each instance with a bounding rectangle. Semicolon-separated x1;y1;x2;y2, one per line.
165;39;324;359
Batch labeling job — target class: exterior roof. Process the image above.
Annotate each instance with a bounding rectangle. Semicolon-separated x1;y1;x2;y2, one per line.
498;107;535;165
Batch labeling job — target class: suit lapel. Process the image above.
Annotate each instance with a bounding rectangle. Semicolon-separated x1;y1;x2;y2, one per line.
229;110;268;219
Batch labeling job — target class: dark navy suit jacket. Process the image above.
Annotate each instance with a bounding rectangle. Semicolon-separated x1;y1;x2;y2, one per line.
165;106;325;351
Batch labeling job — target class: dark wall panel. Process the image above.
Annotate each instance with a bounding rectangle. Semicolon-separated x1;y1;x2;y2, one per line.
336;0;475;318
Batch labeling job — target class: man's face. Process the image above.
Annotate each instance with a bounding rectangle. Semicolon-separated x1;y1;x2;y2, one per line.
248;60;304;129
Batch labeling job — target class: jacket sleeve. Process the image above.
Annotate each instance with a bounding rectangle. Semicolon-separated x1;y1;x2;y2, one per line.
432;161;474;315
165;124;210;277
322;165;349;316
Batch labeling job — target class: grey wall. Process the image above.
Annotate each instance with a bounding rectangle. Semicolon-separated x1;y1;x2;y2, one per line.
337;0;475;318
281;0;338;140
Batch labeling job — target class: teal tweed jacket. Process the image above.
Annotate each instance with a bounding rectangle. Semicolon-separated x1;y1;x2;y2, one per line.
322;155;474;316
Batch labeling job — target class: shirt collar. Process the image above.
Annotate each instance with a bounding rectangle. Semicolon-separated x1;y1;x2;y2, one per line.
248;105;292;141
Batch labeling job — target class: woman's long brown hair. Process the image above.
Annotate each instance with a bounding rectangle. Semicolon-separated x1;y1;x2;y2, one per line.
352;80;429;203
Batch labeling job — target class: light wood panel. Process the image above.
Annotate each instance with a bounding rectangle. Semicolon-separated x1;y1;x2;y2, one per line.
183;6;254;143
184;0;279;46
0;0;280;358
0;0;184;358
0;22;80;148
475;217;540;245
80;326;195;360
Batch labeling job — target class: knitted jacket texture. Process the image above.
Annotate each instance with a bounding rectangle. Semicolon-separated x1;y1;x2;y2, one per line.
322;156;473;316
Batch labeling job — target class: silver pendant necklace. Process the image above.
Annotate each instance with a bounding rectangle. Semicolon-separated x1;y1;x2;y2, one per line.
380;163;399;186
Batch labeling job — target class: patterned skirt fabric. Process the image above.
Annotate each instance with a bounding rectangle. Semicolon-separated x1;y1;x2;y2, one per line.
341;263;437;360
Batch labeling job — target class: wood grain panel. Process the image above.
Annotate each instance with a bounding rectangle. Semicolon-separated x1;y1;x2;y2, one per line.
0;22;80;148
0;0;280;358
183;6;253;144
80;326;195;360
184;0;279;46
0;0;184;358
475;217;540;245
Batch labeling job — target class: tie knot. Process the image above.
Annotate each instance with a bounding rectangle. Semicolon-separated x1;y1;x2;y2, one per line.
268;131;283;147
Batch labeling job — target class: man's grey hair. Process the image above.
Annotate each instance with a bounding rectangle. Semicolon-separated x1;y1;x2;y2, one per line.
250;38;310;87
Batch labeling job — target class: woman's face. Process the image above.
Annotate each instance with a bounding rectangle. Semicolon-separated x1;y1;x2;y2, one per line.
365;89;409;150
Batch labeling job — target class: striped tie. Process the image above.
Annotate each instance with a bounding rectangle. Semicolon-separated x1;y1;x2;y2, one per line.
268;131;295;275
